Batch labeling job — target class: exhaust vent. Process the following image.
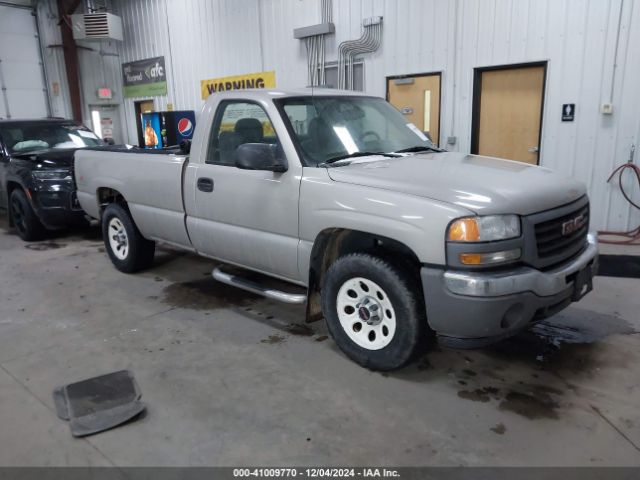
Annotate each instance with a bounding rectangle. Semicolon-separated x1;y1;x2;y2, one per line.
71;13;123;41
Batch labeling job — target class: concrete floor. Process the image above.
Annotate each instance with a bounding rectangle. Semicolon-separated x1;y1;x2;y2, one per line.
0;214;639;467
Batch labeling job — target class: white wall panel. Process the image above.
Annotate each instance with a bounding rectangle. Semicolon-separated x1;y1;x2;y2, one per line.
53;0;640;231
0;3;49;118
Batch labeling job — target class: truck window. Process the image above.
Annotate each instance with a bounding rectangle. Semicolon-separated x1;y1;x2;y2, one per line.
0;123;102;154
206;101;279;166
276;96;437;167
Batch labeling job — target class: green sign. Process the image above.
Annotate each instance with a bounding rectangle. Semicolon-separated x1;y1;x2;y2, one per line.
122;56;167;98
123;81;167;98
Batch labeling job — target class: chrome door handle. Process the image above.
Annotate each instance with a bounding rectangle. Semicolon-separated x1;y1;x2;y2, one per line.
528;146;540;153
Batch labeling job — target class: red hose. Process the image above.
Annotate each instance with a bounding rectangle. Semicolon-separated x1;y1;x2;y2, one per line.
598;162;640;245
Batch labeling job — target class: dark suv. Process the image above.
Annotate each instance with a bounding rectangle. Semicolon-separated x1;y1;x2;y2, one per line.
0;118;105;240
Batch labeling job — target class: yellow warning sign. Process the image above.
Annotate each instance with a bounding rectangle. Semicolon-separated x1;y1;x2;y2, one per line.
201;71;276;100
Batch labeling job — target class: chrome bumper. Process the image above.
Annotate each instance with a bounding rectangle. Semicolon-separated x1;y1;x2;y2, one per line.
443;233;599;298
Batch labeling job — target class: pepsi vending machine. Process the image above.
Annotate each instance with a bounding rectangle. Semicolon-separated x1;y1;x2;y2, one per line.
141;110;196;149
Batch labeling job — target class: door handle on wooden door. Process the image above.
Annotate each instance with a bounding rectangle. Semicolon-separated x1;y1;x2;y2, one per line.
528;146;540;153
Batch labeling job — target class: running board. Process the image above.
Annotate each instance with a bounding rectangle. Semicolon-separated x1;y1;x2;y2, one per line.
212;268;307;304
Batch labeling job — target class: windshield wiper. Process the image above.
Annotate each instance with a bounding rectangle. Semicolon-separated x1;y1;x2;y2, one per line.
319;151;400;167
394;145;444;154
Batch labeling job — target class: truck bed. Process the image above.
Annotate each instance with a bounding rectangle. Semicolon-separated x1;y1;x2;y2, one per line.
74;148;193;249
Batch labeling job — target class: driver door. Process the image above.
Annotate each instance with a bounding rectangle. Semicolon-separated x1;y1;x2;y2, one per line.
187;100;302;282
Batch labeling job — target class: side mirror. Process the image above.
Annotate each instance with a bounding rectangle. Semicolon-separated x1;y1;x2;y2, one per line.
103;138;115;146
235;143;287;173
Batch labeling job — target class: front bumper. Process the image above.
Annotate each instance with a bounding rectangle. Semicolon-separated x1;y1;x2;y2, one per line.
31;181;85;229
421;233;599;348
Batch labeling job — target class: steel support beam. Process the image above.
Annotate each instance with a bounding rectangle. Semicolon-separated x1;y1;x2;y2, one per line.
56;0;82;121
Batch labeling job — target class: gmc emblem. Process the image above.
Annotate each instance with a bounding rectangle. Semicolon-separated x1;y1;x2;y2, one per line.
562;214;586;236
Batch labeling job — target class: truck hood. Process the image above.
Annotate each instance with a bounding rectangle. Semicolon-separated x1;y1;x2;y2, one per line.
326;152;587;216
10;148;80;169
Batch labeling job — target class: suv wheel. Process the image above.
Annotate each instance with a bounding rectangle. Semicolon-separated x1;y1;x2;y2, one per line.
321;253;429;371
102;203;155;273
10;189;44;241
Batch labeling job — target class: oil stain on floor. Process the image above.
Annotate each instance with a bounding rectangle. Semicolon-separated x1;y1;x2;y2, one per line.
261;334;286;345
162;278;261;311
25;242;67;251
414;308;636;422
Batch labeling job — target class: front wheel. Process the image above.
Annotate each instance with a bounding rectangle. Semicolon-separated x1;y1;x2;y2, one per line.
10;189;45;241
102;203;155;273
321;253;430;371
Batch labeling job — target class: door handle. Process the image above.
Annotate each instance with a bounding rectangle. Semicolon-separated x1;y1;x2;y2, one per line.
528;146;540;153
197;177;214;192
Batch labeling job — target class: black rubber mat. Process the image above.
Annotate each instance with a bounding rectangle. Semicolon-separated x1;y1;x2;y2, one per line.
53;370;146;437
597;254;640;279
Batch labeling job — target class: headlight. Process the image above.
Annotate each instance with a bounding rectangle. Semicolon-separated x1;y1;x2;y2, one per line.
32;169;72;181
448;215;520;242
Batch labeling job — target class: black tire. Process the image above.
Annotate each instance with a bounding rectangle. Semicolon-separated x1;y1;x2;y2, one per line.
9;189;45;241
321;253;430;371
102;203;155;273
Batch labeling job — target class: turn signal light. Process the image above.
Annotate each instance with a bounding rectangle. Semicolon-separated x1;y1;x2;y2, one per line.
459;253;483;265
459;248;522;266
448;218;480;242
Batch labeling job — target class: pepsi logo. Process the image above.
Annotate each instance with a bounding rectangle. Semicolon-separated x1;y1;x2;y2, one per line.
177;118;194;137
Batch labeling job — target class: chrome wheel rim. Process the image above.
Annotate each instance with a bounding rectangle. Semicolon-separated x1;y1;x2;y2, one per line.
108;217;129;260
336;277;396;350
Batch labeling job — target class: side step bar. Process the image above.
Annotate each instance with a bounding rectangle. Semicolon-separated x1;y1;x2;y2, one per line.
212;267;307;305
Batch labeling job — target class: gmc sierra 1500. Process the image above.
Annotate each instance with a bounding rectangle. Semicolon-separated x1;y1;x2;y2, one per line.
75;89;598;370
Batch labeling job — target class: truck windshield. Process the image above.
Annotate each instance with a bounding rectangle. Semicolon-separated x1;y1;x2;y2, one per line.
276;96;440;167
0;123;103;154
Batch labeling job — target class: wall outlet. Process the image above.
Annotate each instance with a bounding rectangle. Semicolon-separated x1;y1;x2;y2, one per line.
601;103;614;115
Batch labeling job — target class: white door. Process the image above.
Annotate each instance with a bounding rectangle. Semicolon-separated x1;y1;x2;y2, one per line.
0;4;49;119
90;105;122;144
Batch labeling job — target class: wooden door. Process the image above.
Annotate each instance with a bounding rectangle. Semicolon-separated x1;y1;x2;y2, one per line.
388;74;441;146
475;65;545;164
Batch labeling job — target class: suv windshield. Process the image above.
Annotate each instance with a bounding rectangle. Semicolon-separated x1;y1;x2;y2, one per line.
0;123;102;154
276;96;439;167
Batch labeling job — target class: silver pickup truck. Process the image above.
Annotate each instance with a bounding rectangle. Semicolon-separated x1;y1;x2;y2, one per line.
75;89;598;370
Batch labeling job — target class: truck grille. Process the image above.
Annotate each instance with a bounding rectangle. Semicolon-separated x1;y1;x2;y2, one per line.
535;204;589;260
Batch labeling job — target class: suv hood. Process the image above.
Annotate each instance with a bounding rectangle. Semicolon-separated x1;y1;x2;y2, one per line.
327;152;586;216
11;148;80;169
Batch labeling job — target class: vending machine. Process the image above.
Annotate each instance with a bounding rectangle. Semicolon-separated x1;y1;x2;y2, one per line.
141;110;196;149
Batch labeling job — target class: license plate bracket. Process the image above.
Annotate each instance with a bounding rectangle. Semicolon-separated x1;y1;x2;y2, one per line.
571;265;593;301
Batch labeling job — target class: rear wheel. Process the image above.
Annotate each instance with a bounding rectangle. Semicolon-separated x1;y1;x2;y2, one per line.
10;189;45;241
321;253;429;371
102;203;155;273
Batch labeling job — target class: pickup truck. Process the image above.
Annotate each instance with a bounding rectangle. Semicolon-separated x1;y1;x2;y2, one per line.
75;89;598;371
0;118;105;240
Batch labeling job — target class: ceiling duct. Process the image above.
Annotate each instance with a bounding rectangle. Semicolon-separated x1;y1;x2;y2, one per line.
338;16;382;90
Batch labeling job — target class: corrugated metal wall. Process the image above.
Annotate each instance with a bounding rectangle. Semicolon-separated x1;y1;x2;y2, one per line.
35;0;72;119
41;0;640;231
